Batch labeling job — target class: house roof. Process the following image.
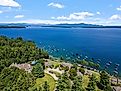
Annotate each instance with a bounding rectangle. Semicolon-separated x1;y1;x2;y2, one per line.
31;61;37;65
10;63;32;73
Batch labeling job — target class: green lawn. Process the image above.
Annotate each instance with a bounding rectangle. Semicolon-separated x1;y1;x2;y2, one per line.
50;60;61;68
92;71;100;81
35;73;56;91
82;75;90;88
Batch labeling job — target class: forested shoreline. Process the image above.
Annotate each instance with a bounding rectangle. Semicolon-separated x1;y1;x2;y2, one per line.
0;36;118;91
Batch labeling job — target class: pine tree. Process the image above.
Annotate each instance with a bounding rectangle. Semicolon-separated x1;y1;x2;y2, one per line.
32;63;44;78
71;76;85;91
42;81;50;91
100;71;112;91
56;73;71;91
86;74;97;91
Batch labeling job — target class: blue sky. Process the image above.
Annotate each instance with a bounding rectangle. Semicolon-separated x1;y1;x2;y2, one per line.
0;0;121;25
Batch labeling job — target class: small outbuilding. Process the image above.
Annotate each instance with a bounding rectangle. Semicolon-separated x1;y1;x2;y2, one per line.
31;61;37;65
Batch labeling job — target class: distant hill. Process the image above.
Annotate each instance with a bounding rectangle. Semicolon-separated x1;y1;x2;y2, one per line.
41;23;121;28
0;23;121;28
0;23;27;28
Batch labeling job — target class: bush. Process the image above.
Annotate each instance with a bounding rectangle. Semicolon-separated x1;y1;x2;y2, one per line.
69;67;77;80
54;64;60;69
32;63;44;78
80;60;88;66
79;67;85;75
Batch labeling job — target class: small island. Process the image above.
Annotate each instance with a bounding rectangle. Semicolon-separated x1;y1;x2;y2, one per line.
0;36;121;91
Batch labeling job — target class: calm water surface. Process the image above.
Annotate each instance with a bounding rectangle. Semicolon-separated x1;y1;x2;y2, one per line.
0;28;121;73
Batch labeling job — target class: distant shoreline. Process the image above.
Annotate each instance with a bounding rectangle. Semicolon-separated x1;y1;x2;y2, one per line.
0;26;26;28
41;26;121;29
0;23;121;29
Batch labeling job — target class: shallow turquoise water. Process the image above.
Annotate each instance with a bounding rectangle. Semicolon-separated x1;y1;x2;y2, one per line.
0;27;121;73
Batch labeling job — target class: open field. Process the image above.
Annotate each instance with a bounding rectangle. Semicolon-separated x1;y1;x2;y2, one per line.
35;73;56;91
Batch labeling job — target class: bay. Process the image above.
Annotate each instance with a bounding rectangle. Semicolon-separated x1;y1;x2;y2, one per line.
0;27;121;74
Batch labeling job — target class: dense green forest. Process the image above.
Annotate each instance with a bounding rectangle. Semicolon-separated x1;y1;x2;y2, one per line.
0;36;49;91
0;36;49;72
0;67;35;91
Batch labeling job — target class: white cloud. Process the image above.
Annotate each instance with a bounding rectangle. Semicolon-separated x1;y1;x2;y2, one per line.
53;12;94;20
56;16;69;20
14;15;24;18
0;10;3;13
110;14;121;20
0;0;21;7
2;19;86;24
96;12;101;15
117;6;121;11
48;2;64;9
1;18;121;26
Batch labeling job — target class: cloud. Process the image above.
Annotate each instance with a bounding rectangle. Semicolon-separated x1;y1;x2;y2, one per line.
1;19;86;24
14;15;24;18
0;10;3;13
52;12;94;20
110;14;121;20
96;12;101;15
48;2;64;9
117;6;121;11
1;18;121;26
0;0;21;7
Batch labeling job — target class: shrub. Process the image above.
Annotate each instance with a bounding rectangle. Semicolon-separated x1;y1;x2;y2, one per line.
79;67;85;75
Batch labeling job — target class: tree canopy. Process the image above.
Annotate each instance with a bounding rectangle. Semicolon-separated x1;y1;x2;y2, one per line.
99;71;113;91
0;36;49;72
0;67;35;91
32;61;45;78
71;76;85;91
0;36;49;91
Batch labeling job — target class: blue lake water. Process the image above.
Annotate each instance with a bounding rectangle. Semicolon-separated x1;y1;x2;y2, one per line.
0;27;121;73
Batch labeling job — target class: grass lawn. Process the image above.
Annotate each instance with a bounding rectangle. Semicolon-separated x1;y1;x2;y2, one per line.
82;75;89;88
35;73;56;91
92;71;100;81
50;61;61;67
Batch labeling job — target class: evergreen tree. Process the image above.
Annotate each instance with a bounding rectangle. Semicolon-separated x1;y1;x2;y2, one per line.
69;65;77;80
100;71;112;91
42;81;50;91
56;73;71;91
71;76;85;91
86;74;97;91
0;67;35;91
32;63;44;78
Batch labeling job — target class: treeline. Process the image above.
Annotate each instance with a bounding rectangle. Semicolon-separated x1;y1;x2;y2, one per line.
0;36;49;72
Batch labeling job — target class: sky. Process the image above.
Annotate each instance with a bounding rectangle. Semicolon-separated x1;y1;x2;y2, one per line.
0;0;121;25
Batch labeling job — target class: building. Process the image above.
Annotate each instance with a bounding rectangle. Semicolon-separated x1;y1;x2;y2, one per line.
31;61;37;65
45;62;53;68
10;63;32;73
